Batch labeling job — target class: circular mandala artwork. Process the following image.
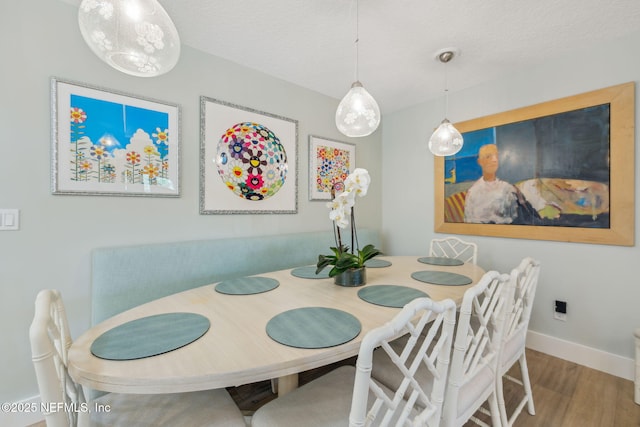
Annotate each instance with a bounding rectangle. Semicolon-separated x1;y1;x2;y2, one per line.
215;122;288;201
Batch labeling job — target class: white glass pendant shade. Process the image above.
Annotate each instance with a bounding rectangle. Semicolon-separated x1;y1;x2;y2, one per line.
78;0;180;77
336;81;381;137
428;119;463;156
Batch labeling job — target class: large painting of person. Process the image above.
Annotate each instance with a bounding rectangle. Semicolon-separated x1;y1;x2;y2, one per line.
443;104;610;228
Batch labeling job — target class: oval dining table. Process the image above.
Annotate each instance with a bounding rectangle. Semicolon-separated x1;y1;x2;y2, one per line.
68;256;485;396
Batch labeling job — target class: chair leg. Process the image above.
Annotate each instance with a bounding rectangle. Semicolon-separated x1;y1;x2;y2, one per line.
500;354;536;426
488;392;503;427
496;374;509;427
519;353;535;415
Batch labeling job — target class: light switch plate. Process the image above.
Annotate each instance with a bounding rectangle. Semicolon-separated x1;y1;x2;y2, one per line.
0;209;20;230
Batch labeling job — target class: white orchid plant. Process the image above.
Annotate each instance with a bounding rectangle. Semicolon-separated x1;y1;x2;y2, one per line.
316;168;381;277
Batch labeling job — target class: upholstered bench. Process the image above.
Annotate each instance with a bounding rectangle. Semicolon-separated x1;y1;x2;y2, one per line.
91;229;381;325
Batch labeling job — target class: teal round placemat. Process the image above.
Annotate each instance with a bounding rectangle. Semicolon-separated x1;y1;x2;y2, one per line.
91;313;210;360
358;285;428;308
215;276;279;295
418;256;464;266
290;266;331;279
411;271;472;286
266;307;361;349
364;258;392;268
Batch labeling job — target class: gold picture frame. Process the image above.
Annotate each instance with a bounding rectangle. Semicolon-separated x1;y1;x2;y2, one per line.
435;82;635;246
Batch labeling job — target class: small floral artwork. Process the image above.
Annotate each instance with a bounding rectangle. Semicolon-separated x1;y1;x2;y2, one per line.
309;136;355;200
52;79;179;196
215;122;288;201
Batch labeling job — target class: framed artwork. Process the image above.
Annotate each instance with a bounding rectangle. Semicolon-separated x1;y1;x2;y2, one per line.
435;82;635;246
200;97;298;214
308;135;356;201
51;78;180;197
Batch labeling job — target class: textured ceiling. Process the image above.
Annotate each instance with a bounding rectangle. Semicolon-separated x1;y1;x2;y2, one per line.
62;0;640;113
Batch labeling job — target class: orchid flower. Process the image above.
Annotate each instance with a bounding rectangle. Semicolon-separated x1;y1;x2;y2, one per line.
327;185;357;229
329;206;350;229
343;168;371;197
317;168;380;277
326;168;371;232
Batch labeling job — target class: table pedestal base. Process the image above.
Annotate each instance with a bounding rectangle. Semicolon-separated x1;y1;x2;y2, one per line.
270;374;299;396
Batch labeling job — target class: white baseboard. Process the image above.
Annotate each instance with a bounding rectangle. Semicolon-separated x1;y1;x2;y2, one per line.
0;395;43;427
527;330;635;381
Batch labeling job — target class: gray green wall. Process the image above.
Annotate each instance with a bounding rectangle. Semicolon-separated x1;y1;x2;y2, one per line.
382;29;640;374
0;0;382;412
3;0;640;424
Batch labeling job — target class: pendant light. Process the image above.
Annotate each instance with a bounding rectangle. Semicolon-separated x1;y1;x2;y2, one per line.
78;0;181;77
335;0;380;138
429;49;463;156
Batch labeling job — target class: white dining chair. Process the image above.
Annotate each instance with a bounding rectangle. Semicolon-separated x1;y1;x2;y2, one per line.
441;270;514;427
370;270;513;426
251;296;458;427
495;257;541;426
430;236;478;265
29;289;247;427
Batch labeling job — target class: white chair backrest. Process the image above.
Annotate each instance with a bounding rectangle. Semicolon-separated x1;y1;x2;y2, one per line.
30;290;87;427
349;297;458;427
430;236;478;265
442;270;514;426
504;257;541;350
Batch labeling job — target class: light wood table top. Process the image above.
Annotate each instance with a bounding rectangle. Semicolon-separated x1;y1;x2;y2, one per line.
68;256;485;395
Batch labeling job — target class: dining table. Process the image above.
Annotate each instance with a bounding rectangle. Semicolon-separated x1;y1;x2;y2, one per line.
68;255;485;397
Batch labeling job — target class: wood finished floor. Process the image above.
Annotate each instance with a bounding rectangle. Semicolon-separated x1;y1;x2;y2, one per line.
27;349;640;426
226;348;640;426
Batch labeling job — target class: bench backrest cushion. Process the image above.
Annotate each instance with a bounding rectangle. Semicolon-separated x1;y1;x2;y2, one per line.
91;229;381;324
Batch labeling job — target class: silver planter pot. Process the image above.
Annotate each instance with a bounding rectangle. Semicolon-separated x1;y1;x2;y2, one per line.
333;267;367;287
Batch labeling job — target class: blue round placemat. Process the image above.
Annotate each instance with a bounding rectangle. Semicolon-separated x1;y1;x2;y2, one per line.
266;307;361;349
91;313;210;360
418;256;464;266
411;271;472;286
364;258;392;268
290;265;331;279
215;276;279;295
358;285;429;308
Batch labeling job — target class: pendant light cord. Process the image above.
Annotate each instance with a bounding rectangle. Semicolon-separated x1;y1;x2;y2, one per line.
438;51;454;119
444;60;449;119
355;0;360;82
